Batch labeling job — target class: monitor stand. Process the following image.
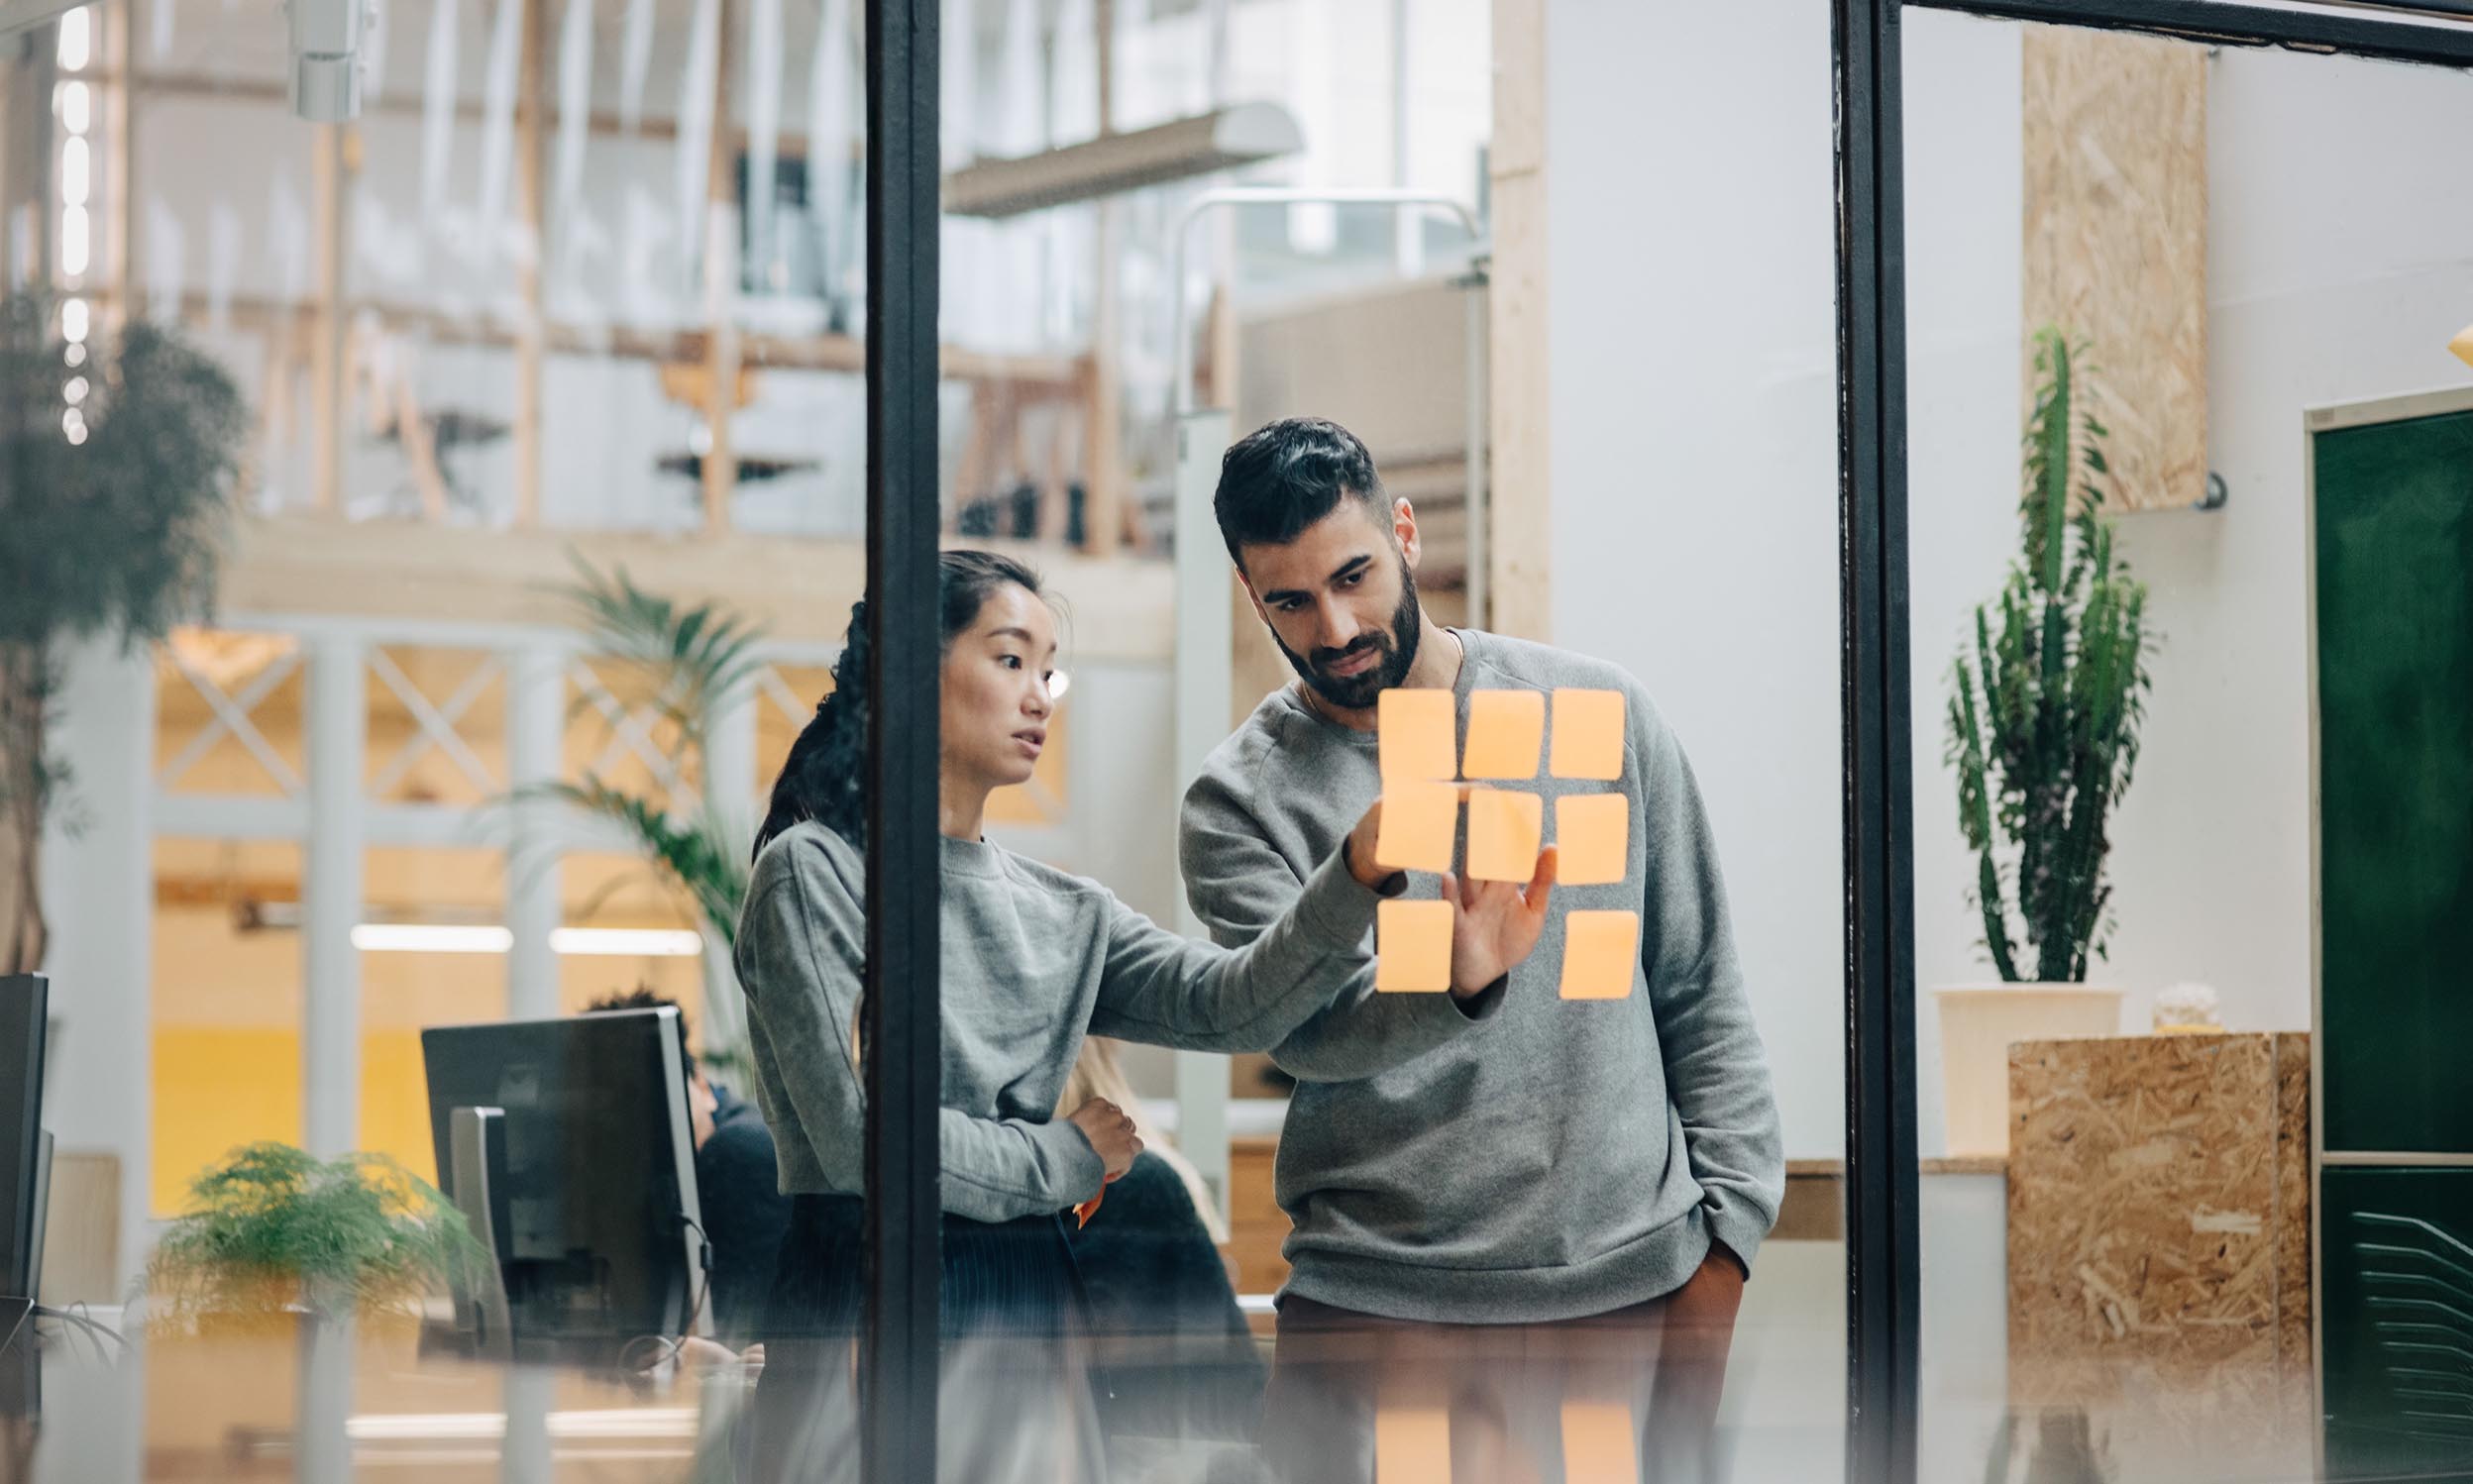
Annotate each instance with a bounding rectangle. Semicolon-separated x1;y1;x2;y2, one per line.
0;1296;36;1422
443;1107;515;1361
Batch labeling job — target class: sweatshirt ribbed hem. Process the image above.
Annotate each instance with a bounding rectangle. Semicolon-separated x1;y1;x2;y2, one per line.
1277;1206;1712;1325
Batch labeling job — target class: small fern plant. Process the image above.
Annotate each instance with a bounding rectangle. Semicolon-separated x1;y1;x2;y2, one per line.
145;1142;487;1322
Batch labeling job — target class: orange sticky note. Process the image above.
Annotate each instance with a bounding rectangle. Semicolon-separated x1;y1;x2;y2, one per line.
1555;793;1630;887
1559;909;1640;1000
1378;688;1456;783
2454;321;2473;370
1550;689;1627;781
1375;899;1453;993
1461;689;1546;780
1375;780;1459;874
1464;788;1544;884
1375;1407;1451;1484
1561;1400;1639;1484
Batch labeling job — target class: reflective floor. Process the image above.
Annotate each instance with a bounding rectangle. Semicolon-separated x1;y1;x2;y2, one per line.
11;1197;2450;1484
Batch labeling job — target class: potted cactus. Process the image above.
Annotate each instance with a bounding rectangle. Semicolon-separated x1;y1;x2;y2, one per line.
1936;328;2155;1155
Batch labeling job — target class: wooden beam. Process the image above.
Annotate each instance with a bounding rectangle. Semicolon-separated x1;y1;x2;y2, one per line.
2;31;57;291
1485;0;1550;640
103;0;134;331
701;0;742;536
142;288;1088;385
1096;0;1116;136
218;513;1181;659
1082;204;1125;554
513;0;551;526
307;124;354;515
123;69;860;159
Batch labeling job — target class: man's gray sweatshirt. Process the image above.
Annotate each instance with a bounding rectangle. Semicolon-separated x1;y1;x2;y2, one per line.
1179;628;1784;1324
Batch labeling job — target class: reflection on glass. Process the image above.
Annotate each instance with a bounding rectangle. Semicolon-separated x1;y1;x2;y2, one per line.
1906;12;2473;1483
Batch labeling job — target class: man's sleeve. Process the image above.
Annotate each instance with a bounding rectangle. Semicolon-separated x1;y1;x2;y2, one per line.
1177;768;1503;1083
1632;691;1785;1274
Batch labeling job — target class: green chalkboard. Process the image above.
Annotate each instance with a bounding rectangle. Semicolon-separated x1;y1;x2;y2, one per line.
2313;404;2473;1158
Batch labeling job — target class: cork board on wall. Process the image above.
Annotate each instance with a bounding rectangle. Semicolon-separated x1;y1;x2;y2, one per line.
2022;25;2208;513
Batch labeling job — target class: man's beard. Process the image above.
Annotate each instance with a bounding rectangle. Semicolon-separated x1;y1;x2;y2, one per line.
1276;561;1425;712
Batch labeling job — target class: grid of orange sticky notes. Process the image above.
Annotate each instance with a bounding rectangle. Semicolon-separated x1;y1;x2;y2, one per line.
1555;793;1630;886
1375;899;1453;993
1550;689;1626;781
1464;787;1544;883
1461;689;1546;779
1374;779;1459;874
1378;688;1456;783
1559;909;1640;1000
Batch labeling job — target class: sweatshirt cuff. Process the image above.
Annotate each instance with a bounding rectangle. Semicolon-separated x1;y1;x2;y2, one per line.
1026;1116;1108;1207
1701;1192;1773;1279
1450;974;1510;1019
1291;841;1388;946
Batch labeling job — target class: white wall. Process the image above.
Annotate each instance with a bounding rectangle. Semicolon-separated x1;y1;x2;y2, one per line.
1547;0;1843;1160
35;636;157;1299
1546;1;2473;1160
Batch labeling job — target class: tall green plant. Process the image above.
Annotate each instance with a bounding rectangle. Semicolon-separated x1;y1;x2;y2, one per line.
513;559;765;1062
1946;329;2155;984
1;299;248;974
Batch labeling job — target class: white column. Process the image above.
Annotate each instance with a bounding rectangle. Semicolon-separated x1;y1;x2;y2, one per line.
1389;0;1423;278
295;1311;356;1483
37;635;156;1306
698;681;757;1060
504;642;566;1020
301;634;366;1159
500;1365;555;1484
1171;408;1236;1211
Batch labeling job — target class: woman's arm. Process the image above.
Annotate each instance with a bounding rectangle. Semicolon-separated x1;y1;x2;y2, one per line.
737;841;1106;1221
1091;807;1554;1054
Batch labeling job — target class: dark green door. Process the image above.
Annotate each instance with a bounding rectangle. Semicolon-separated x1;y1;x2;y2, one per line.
2312;403;2473;1478
2313;404;2473;1157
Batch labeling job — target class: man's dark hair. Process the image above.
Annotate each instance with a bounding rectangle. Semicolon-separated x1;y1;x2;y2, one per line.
585;987;696;1080
1213;417;1386;569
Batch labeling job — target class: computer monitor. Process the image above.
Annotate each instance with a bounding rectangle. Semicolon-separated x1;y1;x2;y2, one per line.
0;976;49;1305
420;1007;708;1360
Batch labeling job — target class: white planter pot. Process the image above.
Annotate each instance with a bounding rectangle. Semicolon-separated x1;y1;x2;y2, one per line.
1934;983;2125;1157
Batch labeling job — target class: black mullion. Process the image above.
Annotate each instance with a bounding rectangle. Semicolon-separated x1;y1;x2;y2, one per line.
1835;1;1922;1482
1905;0;2473;65
861;1;942;1480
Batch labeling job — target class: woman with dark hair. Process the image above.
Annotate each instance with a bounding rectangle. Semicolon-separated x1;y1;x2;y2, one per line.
737;551;1556;1481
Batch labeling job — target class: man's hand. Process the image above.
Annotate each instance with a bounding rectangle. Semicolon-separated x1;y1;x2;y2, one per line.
1441;846;1558;997
1666;1241;1748;1334
1066;1097;1142;1181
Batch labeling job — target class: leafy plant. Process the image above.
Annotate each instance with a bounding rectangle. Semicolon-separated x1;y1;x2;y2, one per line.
511;558;767;1064
1;298;249;974
145;1142;487;1321
1946;329;2156;984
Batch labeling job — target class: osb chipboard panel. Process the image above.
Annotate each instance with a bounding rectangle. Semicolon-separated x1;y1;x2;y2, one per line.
2007;1033;2312;1471
2022;25;2209;513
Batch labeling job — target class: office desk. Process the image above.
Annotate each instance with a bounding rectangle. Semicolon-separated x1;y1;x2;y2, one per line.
3;1308;741;1484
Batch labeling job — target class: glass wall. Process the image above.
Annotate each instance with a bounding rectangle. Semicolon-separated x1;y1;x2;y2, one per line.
1902;12;2473;1481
